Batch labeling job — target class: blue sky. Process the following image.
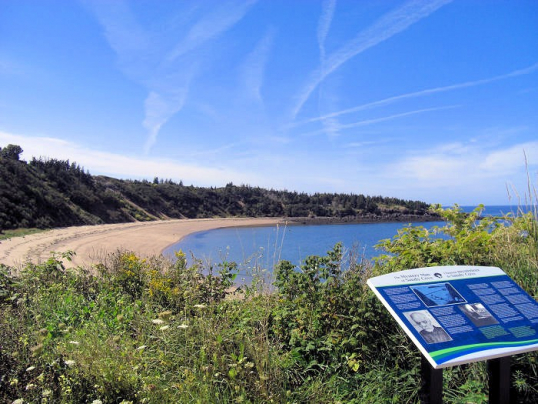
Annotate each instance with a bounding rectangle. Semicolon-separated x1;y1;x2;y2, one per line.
1;0;537;206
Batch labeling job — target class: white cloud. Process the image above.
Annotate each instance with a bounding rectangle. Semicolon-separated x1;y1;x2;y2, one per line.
85;0;258;153
388;141;538;187
291;0;453;119
293;62;538;127
142;87;190;153
240;28;275;103
82;0;151;82
317;0;336;63
302;105;459;137
0;130;261;186
165;0;258;62
479;142;538;173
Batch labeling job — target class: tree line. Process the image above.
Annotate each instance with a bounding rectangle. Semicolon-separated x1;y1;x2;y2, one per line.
0;144;437;230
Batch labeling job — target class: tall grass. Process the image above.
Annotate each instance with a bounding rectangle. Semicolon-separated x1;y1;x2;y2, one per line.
1;201;538;403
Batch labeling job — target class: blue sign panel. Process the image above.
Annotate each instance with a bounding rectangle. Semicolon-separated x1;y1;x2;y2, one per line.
367;266;538;369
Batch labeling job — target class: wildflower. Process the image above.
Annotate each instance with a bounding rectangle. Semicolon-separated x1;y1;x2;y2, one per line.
159;325;170;331
30;344;43;356
25;366;35;372
91;400;103;404
178;324;189;329
25;383;36;390
151;319;165;325
69;341;80;345
64;360;76;367
193;304;206;309
158;310;173;320
136;345;147;351
12;399;24;404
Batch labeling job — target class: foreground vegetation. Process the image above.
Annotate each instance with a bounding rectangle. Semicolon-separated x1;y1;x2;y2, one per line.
1;205;537;403
0;144;435;231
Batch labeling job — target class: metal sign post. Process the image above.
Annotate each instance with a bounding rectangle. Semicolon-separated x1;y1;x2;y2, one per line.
419;355;443;404
487;356;512;404
367;266;538;403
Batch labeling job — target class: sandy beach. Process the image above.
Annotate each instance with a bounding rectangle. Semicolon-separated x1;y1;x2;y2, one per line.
0;218;284;270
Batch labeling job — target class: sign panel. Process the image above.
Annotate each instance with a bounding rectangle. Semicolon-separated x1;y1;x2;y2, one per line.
367;266;538;369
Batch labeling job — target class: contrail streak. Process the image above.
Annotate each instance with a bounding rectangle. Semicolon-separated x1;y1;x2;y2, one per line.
293;62;538;127
291;0;453;119
303;105;459;137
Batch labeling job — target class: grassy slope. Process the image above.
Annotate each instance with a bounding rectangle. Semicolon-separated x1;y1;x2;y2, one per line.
1;206;537;403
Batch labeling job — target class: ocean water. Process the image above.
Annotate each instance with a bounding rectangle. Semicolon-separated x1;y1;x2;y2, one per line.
162;205;534;277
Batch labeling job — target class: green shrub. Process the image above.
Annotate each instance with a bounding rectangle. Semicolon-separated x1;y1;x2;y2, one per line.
1;204;537;403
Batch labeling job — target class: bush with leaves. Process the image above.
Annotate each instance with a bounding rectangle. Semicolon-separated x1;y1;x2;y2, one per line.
272;243;421;402
374;204;538;403
1;204;537;403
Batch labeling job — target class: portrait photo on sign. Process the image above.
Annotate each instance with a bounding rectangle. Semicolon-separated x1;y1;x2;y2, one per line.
410;282;466;307
459;303;499;327
404;310;453;344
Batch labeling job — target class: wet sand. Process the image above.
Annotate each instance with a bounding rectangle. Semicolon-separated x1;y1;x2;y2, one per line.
0;218;284;270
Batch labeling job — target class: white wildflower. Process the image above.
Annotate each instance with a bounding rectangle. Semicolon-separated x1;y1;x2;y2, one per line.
64;360;76;367
12;399;24;404
151;319;164;325
91;400;103;404
25;366;35;372
193;304;206;309
136;345;147;351
178;324;189;329
159;325;169;331
68;340;80;345
25;384;36;390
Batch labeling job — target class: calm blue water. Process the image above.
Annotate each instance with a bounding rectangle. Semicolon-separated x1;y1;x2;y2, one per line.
163;205;533;277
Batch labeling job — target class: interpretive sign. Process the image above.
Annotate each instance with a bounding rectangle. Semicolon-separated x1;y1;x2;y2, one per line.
367;266;538;369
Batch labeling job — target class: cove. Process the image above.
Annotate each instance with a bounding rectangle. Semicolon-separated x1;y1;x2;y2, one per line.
162;206;525;281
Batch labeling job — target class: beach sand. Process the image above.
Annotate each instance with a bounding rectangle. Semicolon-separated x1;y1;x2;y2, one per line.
0;218;284;270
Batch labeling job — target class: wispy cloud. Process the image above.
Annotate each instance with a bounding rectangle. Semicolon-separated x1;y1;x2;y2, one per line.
389;140;538;185
240;27;275;103
316;0;339;137
84;0;258;153
479;142;538;173
142;88;190;153
82;0;151;82
291;0;453;119
0;130;261;185
293;62;538;127
317;0;336;64
165;0;258;62
303;105;459;137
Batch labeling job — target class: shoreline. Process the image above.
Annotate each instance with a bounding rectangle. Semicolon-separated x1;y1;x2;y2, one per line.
0;214;441;270
286;214;442;226
0;217;285;270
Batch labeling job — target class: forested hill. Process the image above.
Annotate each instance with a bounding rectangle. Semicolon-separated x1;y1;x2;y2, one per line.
0;144;439;230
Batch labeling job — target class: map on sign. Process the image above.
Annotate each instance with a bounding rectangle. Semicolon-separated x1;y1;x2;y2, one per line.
367;266;538;369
